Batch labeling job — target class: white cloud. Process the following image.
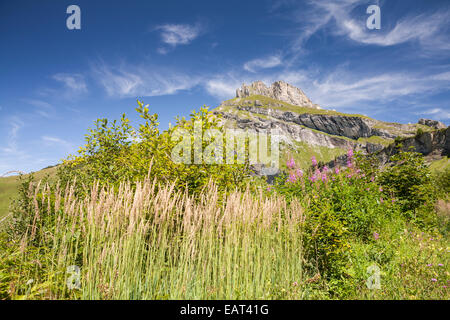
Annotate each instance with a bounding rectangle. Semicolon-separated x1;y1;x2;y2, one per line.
282;68;450;111
52;73;88;93
243;55;283;73
42;136;74;152
155;23;202;49
92;62;201;98
418;108;450;120
205;78;240;100
281;0;450;55
1;116;24;154
22;99;54;119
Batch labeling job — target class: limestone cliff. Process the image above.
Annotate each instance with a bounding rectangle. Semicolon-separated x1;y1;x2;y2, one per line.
213;80;447;171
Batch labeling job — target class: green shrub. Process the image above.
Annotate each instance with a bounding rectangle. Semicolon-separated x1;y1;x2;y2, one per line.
273;152;400;278
378;149;437;228
58;101;251;195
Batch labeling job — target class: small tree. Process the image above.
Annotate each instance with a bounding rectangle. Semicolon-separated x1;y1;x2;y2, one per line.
378;148;437;227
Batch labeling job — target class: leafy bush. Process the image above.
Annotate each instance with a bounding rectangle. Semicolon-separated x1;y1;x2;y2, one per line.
434;167;450;197
378;149;437;228
58;101;251;195
274;151;400;278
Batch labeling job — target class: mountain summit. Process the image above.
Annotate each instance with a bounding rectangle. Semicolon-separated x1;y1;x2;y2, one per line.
214;80;448;172
236;81;320;109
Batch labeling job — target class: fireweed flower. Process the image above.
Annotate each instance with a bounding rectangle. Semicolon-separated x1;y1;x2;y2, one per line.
335;167;340;175
427;264;432;267
315;169;321;176
438;264;444;267
373;232;380;240
309;175;317;182
287;158;296;169
370;176;375;182
296;169;303;178
287;173;297;183
311;156;317;167
347;160;353;168
347;149;354;159
431;278;437;282
322;166;329;173
321;173;328;182
380;198;384;203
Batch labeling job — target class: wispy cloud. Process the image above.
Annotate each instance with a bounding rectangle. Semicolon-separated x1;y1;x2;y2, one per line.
205;77;241;100
279;68;450;111
154;23;204;53
22;99;55;119
52;73;88;93
0;116;24;155
42;136;74;152
92;61;200;98
276;0;450;57
243;55;283;73
417;108;450;120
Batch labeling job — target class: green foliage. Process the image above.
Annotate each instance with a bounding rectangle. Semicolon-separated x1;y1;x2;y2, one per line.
273;154;400;279
378;149;437;228
58;100;251;195
434;167;450;197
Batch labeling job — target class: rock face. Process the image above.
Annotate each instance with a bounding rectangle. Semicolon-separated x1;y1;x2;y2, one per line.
214;80;449;172
236;80;318;109
329;127;450;168
418;118;446;130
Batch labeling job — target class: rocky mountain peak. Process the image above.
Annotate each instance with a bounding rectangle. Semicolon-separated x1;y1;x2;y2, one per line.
236;80;320;109
418;118;447;130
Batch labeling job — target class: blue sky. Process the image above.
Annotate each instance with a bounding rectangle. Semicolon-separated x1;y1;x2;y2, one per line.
1;0;449;173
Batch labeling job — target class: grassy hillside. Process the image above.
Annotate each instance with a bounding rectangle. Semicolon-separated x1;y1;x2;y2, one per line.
0;166;58;219
429;156;450;172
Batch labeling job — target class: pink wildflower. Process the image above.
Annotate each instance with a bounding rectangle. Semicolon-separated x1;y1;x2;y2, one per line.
347;149;354;159
373;232;379;240
311;156;317;167
287;173;297;183
287;158;296;169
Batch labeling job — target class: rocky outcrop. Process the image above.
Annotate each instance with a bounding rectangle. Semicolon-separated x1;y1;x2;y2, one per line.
236;80;318;109
328;127;449;168
215;80;448;173
215;108;386;155
233;105;394;140
418;118;446;130
377;127;449;164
